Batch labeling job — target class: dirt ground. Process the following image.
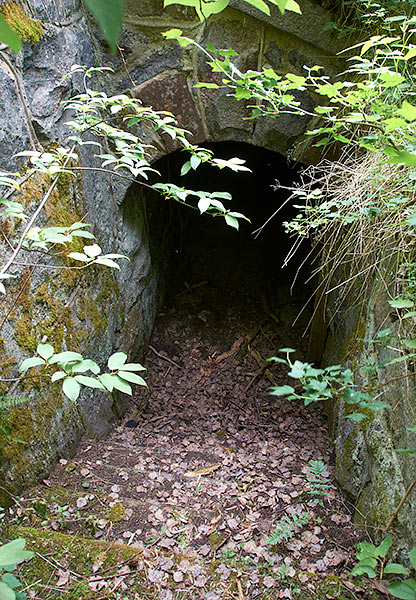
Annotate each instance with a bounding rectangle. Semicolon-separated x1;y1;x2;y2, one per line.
6;280;376;599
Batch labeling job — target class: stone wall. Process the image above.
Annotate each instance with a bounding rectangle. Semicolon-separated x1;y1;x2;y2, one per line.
0;0;342;500
323;269;416;551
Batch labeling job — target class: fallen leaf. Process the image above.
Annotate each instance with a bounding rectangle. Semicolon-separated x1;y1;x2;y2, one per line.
76;496;89;508
184;464;221;477
56;569;70;587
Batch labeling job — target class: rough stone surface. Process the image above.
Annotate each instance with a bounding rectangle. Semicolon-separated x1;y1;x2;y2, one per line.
323;281;416;551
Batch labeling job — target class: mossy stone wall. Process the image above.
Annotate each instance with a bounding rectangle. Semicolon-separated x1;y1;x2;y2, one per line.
323;280;416;551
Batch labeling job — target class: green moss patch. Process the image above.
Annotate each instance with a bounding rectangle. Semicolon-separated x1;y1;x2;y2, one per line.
1;1;44;43
2;523;374;600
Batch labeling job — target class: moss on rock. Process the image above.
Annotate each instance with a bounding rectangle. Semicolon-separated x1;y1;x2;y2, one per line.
1;1;44;43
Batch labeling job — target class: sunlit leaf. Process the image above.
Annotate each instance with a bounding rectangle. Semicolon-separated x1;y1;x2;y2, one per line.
19;357;45;372
0;539;33;567
62;378;81;401
37;344;54;361
117;371;147;386
108;352;127;370
74;375;105;390
0;14;22;52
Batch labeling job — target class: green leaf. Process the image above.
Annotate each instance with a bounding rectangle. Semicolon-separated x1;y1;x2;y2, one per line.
0;14;22;53
117;371;147;386
62;378;81;401
83;244;102;258
347;413;367;422
71;359;100;374
377;535;392;558
180;161;192;176
0;581;15;600
388;581;416;600
198;198;211;214
268;0;301;14
74;375;105;390
67;252;90;262
94;257;121;269
279;348;296;353
409;548;416;570
190;155;201;170
111;375;132;395
384;563;410;575
51;371;66;382
0;539;33;567
49;352;83;364
224;214;239;229
388;298;414;309
405;48;416;61
83;0;123;53
193;82;219;89
119;362;146;372
162;28;184;40
36;343;54;361
379;71;405;88
398;100;416;122
289;361;306;379
162;28;192;47
351;564;377;578
383;117;408;133
402;339;416;350
1;574;20;590
270;385;295;396
19;357;45;372
108;352;127;370
386;148;416;166
195;0;229;19
98;373;115;392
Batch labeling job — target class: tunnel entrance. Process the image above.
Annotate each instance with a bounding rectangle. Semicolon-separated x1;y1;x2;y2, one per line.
113;142;357;569
32;142;358;583
133;141;318;416
150;141;313;328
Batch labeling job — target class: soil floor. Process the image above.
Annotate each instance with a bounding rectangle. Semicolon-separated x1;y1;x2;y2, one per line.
4;282;381;599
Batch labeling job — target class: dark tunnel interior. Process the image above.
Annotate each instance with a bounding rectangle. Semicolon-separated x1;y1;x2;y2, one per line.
148;141;313;325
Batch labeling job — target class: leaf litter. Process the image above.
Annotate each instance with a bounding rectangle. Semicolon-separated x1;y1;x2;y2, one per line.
11;285;372;598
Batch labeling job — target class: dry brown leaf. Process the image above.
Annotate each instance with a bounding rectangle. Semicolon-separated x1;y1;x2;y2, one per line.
372;580;390;596
56;569;70;587
215;337;246;363
88;578;107;592
184;463;221;477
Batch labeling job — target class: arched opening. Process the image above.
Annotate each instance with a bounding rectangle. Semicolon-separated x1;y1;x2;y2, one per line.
126;141;321;414
115;142;351;565
146;141;313;323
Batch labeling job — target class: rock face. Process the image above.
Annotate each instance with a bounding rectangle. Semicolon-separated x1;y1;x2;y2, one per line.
323;279;416;551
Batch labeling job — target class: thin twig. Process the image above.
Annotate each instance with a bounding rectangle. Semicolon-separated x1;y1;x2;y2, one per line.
0;145;76;277
148;345;183;369
385;479;416;532
35;552;86;580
